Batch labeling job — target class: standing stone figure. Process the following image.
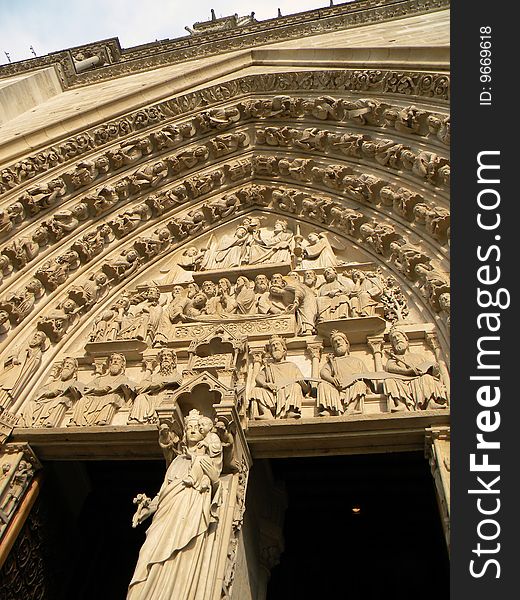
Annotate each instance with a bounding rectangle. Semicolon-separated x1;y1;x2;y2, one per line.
285;271;318;335
0;331;49;409
128;410;223;600
128;350;183;424
383;328;448;411
69;353;136;426
20;357;84;428
318;330;369;415
251;336;309;419
349;269;383;316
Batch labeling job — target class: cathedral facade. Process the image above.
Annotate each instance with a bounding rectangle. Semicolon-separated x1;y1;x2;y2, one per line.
0;1;450;597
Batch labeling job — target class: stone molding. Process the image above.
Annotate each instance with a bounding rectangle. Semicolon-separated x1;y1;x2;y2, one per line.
0;72;449;197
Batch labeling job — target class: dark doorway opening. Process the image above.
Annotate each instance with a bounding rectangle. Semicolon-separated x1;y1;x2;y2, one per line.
266;452;449;600
37;459;165;600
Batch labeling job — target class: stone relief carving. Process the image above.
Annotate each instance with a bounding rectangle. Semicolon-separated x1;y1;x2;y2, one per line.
0;149;448;319
250;335;310;419
318;330;370;416
256;125;449;186
128;409;223;599
68;353;136;426
0;332;49;410
383;328;448;412
0;85;448;212
19;357;83;428
8;221;448;426
129;350;182;424
0;445;40;540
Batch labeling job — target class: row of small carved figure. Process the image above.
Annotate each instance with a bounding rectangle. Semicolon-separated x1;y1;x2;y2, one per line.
87;269;407;343
0;115;449;246
257;125;449;186
0;184;449;341
0;91;449;198
0;149;449;287
17;328;448;430
0;148;449;292
0;130;248;241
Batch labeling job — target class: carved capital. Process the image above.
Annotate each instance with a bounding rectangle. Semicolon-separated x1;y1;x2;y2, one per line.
367;336;385;355
306;342;323;360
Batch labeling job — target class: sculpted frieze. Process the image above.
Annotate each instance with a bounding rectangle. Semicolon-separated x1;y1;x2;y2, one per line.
0;140;448;304
68;353;137;427
255;125;450;187
0;82;449;207
244;327;449;421
0;180;448;358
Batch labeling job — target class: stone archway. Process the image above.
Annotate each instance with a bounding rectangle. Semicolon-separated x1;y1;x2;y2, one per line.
0;4;450;596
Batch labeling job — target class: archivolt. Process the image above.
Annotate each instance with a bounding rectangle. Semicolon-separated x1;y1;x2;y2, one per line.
0;74;450;391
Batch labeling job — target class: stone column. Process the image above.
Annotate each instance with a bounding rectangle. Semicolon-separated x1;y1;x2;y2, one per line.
425;332;450;398
212;401;252;600
367;336;385;371
306;341;323;379
0;443;41;567
425;427;450;553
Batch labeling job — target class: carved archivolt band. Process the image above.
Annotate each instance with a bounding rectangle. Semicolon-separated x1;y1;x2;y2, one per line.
0;74;449;198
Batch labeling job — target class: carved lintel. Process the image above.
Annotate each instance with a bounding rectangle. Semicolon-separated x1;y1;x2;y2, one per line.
425;426;450;552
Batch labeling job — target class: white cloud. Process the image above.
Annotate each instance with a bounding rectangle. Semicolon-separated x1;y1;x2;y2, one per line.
0;0;333;64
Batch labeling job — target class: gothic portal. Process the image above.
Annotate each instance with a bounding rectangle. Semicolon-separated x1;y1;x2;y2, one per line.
0;1;450;598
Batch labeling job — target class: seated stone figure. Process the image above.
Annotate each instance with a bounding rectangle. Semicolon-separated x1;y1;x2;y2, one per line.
318;267;354;320
69;353;136;426
251;335;310;420
318;330;369;416
20;357;84;428
128;350;182;424
383;328;448;411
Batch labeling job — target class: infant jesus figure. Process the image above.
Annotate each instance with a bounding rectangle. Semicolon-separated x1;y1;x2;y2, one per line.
182;416;223;492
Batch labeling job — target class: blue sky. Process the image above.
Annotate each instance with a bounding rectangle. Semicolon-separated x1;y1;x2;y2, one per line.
0;0;336;66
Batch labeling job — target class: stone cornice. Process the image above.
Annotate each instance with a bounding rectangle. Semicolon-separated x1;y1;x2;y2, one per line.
0;0;450;88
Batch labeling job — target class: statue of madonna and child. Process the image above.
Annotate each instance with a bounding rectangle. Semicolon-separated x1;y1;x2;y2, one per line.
127;409;224;600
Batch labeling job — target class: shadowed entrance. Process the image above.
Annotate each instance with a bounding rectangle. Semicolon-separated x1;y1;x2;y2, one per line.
265;452;449;600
